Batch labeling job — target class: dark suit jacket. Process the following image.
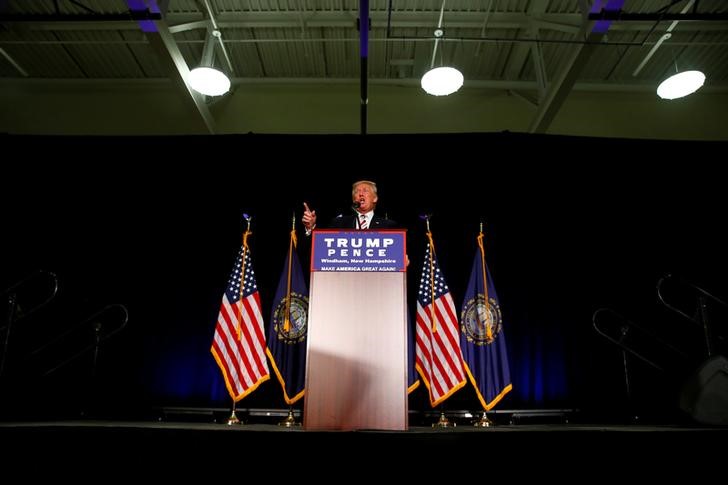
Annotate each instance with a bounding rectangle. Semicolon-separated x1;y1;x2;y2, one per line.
328;213;399;229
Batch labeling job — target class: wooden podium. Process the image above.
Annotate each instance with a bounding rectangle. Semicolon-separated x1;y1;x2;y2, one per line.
303;230;408;430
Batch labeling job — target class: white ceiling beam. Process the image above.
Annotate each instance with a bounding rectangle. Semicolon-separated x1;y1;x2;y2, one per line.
0;46;28;76
505;2;548;81
527;0;602;136
4;77;726;93
169;19;208;34
3;37;726;48
528;39;599;134
530;35;548;100
141;20;216;134
12;11;728;33
173;11;581;29
526;0;643;134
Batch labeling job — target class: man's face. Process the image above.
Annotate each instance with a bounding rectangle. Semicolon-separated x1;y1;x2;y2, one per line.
353;183;378;212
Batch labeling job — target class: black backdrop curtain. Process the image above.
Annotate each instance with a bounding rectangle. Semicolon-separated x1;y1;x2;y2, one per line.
1;132;726;421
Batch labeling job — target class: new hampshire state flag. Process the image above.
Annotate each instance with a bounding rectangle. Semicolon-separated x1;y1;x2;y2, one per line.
460;231;512;410
265;226;309;405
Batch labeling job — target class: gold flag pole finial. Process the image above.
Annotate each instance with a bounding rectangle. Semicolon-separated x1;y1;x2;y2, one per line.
290;211;298;248
236;214;253;340
423;214;438;333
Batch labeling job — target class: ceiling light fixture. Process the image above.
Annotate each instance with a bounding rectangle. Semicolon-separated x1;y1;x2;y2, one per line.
421;3;463;97
189;29;232;97
656;70;705;100
189;66;231;96
421;66;464;96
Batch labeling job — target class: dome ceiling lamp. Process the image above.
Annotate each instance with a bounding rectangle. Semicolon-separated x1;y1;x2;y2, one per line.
189;29;232;97
189;66;230;97
420;1;463;97
189;2;235;97
656;69;705;100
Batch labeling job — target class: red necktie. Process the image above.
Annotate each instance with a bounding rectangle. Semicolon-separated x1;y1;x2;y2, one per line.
359;214;368;230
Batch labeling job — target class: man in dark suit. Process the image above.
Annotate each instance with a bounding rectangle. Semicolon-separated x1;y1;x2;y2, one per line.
302;180;398;233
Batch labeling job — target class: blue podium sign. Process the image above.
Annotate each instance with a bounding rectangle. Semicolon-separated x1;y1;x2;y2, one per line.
311;230;406;272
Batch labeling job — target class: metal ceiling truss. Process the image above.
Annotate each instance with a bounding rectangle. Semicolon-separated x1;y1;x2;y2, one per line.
2;0;728;134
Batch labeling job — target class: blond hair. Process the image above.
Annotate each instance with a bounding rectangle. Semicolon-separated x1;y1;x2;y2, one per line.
351;180;378;198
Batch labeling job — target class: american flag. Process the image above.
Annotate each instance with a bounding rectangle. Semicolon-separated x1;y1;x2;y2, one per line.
415;237;466;407
211;238;270;401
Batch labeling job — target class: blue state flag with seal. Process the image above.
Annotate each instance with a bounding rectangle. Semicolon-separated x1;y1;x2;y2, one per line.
460;230;512;410
266;225;309;405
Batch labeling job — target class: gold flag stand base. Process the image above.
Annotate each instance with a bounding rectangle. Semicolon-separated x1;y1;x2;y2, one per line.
226;411;242;425
473;412;493;428
432;411;456;428
278;409;300;428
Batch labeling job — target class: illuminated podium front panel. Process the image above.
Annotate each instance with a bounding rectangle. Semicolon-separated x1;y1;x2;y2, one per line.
303;230;408;431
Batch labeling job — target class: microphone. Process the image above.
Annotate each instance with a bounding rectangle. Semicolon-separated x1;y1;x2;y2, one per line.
352;201;362;229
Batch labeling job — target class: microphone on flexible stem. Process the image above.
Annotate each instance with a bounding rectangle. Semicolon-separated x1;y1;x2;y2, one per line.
352;201;361;229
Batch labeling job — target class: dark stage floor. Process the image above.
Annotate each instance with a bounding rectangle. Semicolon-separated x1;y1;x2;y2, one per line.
1;419;723;433
2;417;725;476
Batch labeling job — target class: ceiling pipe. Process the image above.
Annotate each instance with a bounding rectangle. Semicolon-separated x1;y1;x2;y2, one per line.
632;0;696;77
200;0;233;75
428;0;448;70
